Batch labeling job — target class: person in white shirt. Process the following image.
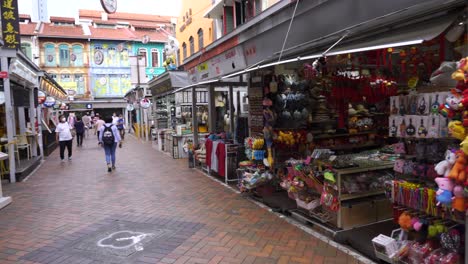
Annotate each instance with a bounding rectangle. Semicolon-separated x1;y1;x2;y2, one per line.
94;116;105;144
82;113;92;137
112;112;119;125
55;115;73;162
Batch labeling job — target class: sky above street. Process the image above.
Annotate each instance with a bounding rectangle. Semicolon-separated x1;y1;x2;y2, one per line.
18;0;182;17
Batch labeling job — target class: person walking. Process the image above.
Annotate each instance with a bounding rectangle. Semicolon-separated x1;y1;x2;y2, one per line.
74;117;85;147
94;115;105;145
55;115;73;162
117;114;125;148
98;116;121;172
82;112;91;137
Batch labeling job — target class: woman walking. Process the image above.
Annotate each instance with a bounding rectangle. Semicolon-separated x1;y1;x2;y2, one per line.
74;117;85;147
98;116;121;172
55;115;73;161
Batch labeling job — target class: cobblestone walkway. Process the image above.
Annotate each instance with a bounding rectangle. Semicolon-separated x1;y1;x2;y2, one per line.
0;136;368;264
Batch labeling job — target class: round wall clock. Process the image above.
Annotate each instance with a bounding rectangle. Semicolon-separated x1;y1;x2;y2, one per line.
100;0;117;14
94;50;104;65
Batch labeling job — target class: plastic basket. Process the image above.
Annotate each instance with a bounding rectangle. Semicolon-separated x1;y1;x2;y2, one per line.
296;199;321;211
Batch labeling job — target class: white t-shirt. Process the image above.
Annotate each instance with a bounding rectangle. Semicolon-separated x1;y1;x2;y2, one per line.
112;116;119;125
56;122;73;141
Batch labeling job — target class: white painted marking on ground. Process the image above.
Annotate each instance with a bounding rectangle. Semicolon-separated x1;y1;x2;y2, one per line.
97;230;153;251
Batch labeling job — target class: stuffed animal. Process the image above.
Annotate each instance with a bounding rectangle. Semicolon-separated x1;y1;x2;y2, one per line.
435;150;457;177
448;120;466;140
448;151;466;182
452;57;468;83
435;177;455;206
439;89;462;119
451;185;465;212
162;36;179;71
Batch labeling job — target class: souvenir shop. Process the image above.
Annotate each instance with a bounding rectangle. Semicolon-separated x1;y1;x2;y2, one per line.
38;73;67;157
148;71;212;158
212;11;468;264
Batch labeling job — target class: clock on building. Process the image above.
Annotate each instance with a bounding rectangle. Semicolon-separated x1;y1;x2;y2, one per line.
100;0;117;14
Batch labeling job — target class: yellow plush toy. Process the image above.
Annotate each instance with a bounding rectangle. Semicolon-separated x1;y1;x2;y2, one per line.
460;136;468;156
452;57;468;82
448;120;466;140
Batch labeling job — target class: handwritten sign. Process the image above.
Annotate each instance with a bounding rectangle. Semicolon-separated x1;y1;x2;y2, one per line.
248;76;264;134
1;0;21;50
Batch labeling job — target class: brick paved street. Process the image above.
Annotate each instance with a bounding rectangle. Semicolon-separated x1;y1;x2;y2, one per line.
0;136;369;264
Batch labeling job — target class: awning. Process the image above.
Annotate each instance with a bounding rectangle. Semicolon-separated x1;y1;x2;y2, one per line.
327;12;460;56
203;0;226;19
148;71;190;98
40;72;67;99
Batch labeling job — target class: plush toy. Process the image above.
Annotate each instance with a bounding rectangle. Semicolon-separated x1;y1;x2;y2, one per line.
435;177;455;206
452;57;468;83
451;185;465;212
439;89;462;119
448;120;466;140
434;150;457;177
448;151;466;182
162;36;179;71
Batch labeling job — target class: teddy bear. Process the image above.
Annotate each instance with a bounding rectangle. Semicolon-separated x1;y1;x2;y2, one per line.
448;151;466;183
439;89;462;119
448;120;466;140
451;185;465;212
435;177;455;206
435;150;457;177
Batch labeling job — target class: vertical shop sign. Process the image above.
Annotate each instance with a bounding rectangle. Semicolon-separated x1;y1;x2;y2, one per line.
248;76;264;134
1;0;20;50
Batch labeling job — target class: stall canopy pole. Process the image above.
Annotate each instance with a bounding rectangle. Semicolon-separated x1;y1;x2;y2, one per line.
29;88;38;157
236;90;241;144
278;0;300;62
228;85;234;135
191;87;198;147
208;85;216;133
37;105;44;159
1;56;16;183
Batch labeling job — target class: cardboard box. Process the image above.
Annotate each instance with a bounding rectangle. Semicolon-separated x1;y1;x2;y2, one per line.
375;199;393;221
340;200;376;229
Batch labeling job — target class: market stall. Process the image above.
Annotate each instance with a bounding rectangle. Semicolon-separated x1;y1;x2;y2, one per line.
234;9;467;262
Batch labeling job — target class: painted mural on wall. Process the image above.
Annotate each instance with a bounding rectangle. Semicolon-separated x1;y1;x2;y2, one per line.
90;41;132;98
40;40;90;98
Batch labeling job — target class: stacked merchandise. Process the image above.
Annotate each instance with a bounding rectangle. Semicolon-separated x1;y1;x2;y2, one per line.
375;57;467;264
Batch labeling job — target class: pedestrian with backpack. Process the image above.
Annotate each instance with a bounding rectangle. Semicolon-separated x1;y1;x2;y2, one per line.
98;116;121;172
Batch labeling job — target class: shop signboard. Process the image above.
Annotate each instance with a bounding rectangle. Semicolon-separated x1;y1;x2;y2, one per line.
1;0;21;50
43;97;56;108
9;59;38;86
189;46;246;83
0;72;9;79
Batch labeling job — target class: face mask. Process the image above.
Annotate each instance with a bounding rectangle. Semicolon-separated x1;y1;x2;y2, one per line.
61;118;66;122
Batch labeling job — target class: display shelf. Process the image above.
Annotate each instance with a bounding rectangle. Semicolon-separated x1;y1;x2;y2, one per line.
334;164;394;175
340;190;385;201
314;130;377;140
329;142;381;151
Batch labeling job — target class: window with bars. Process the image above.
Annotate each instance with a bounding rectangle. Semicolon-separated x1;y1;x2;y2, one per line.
197;29;204;50
59;44;70;67
139;48;148;67
44;44;56;67
21;43;32;60
182;43;187;60
151;49;159;67
72;44;83;66
189;36;194;55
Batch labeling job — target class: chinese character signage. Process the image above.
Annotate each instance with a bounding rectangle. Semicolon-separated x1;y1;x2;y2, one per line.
1;0;20;49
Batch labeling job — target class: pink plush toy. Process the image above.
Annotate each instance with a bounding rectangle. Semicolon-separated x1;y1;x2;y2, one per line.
435;177;455;206
435;150;457;177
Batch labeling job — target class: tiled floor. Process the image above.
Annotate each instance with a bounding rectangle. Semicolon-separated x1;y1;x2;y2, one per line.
0;136;369;263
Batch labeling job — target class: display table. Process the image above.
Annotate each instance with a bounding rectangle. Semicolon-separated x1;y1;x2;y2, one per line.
172;133;208;159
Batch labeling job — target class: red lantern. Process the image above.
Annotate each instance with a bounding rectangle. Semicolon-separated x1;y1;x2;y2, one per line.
410;47;418;55
399;50;407;58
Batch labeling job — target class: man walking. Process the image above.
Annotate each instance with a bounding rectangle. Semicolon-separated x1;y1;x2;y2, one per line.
82;112;92;137
98;116;121;172
117;114;125;148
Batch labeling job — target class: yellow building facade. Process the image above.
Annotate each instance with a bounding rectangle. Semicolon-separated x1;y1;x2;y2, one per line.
176;0;214;63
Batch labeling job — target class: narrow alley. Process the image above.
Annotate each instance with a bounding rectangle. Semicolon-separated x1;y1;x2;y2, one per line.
0;136;365;264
